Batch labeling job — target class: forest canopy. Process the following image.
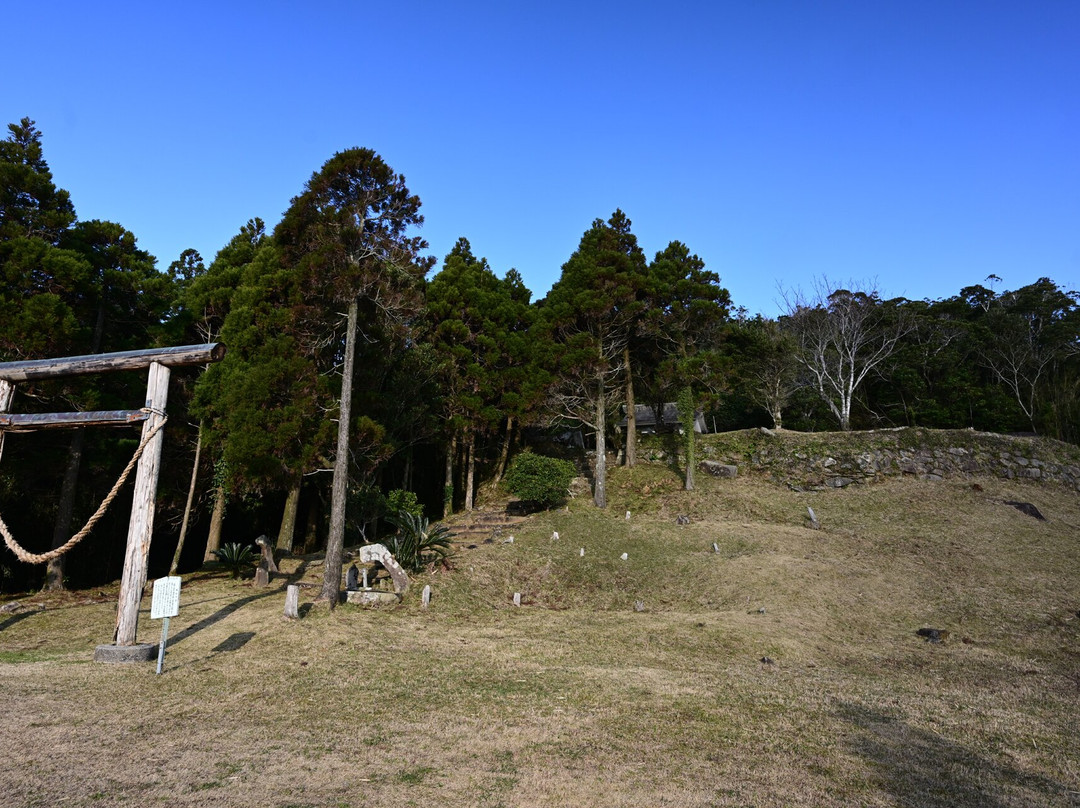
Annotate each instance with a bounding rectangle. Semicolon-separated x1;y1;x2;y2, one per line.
2;117;1078;592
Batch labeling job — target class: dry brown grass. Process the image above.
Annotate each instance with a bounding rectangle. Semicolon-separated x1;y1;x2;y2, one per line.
1;467;1078;807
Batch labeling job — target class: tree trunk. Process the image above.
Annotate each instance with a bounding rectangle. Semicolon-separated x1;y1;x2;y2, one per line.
494;415;513;483
302;494;321;554
45;428;87;590
464;430;476;511
170;421;204;575
276;480;301;554
624;343;636;467
684;426;695;491
594;381;607;508
319;298;359;606
839;400;851;431
443;428;456;518
402;445;413;491
47;301;105;592
203;484;226;562
681;387;696;491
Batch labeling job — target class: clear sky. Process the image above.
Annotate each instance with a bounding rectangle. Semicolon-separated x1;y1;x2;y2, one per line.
4;1;1078;316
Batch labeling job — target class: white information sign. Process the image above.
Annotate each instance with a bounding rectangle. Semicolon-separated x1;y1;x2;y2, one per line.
150;576;181;619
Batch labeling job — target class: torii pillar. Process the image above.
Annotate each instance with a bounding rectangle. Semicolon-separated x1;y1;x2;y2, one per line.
112;360;170;649
0;344;225;662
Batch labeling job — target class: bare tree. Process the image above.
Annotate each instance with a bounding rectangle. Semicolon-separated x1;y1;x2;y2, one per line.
783;280;912;431
740;318;802;429
979;278;1080;432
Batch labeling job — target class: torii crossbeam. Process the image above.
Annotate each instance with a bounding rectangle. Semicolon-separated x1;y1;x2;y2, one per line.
0;344;225;657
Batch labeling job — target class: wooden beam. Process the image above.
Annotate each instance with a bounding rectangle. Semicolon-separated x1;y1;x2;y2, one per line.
0;410;149;431
0;343;225;382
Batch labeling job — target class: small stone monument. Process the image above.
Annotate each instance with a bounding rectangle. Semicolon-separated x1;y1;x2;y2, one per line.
345;563;361;591
620;552;628;561
513;592;521;607
344;543;410;606
422;584;432;608
254;535;279;587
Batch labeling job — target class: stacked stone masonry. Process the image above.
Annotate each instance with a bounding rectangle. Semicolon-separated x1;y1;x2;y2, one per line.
678;428;1080;491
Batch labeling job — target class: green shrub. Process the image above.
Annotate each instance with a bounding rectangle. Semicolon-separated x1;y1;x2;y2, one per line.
211;542;256;578
503;452;576;508
385;511;454;572
386;489;423;519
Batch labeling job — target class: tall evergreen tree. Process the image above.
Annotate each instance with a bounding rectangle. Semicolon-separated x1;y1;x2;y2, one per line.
0;118;75;243
426;238;533;513
43;219;164;589
0;119;171;589
275;148;431;606
644;241;731;488
540;211;645;507
191;240;331;558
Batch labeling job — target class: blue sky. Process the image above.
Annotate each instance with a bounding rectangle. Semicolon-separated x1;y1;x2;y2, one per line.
4;1;1078;316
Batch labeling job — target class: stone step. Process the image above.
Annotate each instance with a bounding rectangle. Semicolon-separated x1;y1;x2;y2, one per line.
444;509;530;542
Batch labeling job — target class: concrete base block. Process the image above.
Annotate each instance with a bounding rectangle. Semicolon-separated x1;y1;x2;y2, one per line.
94;643;156;663
344;590;401;607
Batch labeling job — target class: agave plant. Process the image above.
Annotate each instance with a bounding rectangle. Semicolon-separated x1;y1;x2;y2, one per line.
385;511;453;572
211;542;257;578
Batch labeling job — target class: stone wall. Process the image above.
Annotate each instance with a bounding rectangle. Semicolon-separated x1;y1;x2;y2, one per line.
643;428;1080;491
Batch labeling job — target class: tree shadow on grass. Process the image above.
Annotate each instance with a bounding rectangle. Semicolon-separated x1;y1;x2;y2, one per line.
834;701;1077;807
211;631;255;653
166;559;311;649
0;608;40;632
165;589;277;648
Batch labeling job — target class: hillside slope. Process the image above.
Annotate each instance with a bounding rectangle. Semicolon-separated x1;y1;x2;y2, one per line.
0;433;1077;807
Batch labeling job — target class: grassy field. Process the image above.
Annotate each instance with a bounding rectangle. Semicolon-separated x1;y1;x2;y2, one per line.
1;462;1078;807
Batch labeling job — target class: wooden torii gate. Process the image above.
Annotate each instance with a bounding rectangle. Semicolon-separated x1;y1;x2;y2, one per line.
0;344;225;657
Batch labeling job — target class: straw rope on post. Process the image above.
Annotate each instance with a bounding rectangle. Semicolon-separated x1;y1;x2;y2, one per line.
0;415;168;564
0;344;226;655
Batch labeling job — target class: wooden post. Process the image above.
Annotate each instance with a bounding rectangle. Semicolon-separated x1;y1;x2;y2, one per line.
0;380;13;464
114;362;170;646
284;585;300;619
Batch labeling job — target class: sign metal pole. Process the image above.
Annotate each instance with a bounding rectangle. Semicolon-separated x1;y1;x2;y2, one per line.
150;576;181;675
156;617;170;675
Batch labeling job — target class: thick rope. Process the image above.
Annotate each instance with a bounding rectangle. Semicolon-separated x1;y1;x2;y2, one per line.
0;416;168;564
